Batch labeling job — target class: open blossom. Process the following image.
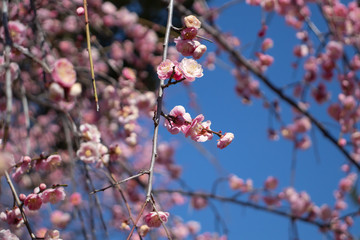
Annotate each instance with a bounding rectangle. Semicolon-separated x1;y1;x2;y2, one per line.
24;193;42;211
80;123;101;142
0;208;23;226
12;156;31;181
164;105;192;134
41;187;66;204
0;229;19;240
2;21;26;45
185;114;213;142
52;58;77;88
51;211;71;228
144;211;170;228
184;15;201;29
44;230;62;240
217;132;234;149
178;58;203;82
157;59;183;81
76;142;99;163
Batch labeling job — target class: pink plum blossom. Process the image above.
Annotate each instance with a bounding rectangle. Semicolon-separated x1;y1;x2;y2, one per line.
43;154;62;170
44;230;62;240
178;58;203;82
217;132;234;149
76;7;85;16
191;195;208;209
261;38;274;51
164;105;192;134
157;59;183;81
175;38;200;57
80;123;101;143
49;83;65;102
144;211;170;228
70;192;82;206
183;15;201;29
181;27;198;40
229;174;244;190
41;187;66;204
51;211;71;228
193;44;207;60
76;142;99;163
3;21;26;45
12;156;31;181
185;114;213;142
24;193;42;211
52;58;77;88
264;176;278;190
0;207;23;226
0;229;19;240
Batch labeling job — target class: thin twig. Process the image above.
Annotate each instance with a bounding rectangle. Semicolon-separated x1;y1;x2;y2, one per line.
91;171;149;194
83;0;99;111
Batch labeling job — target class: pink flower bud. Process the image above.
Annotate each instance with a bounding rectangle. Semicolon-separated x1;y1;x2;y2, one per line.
193;44;207;60
261;38;274;51
76;7;85;16
183;15;201;29
191;195;208;209
39;183;47;191
217;132;234;149
144;211;170;228
264;176;278;190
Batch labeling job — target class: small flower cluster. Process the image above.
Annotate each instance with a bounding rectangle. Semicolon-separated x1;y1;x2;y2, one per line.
175;15;207;60
76;123;109;167
157;15;206;84
49;58;82;110
157;58;204;83
17;184;66;211
165;106;234;149
11;154;62;182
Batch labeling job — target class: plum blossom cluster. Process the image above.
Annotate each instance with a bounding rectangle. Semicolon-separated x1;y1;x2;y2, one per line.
164;106;234;149
280;116;312;150
49;58;82;110
76;123;109;167
18;183;66;211
175;15;207;60
11;154;62;182
227;172;358;238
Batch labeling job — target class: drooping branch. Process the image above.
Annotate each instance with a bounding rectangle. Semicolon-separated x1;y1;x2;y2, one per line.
175;3;360;171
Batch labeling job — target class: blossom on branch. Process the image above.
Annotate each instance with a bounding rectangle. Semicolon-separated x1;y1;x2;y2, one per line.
157;59;183;81
144;211;170;228
178;58;203;82
217;132;234;149
52;58;77;88
164;105;192;134
185;114;213;142
183;15;201;29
